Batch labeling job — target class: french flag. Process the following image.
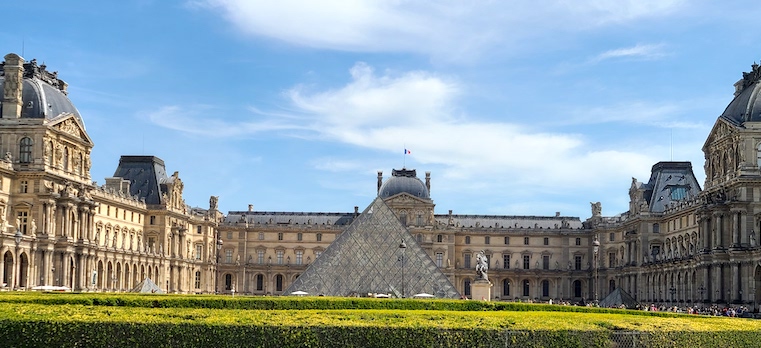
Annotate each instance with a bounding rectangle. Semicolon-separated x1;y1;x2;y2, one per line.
405;149;411;155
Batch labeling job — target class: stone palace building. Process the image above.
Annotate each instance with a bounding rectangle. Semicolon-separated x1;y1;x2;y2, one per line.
2;52;761;308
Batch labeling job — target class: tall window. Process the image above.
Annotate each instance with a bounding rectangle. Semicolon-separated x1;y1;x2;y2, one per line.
276;274;283;292
315;250;322;259
464;279;471;297
62;147;69;170
464;253;471;269
575;238;581;246
608;252;615;268
197;226;202;234
523;255;530;269
278;232;283;241
258;232;264;240
502;279;510;297
543;237;549;246
504;237;510;245
485;236;490;244
195;244;202;260
437;234;443;243
296;250;303;265
256;274;264;291
574;255;582;270
17;211;28;234
19;137;33;163
276;250;284;265
225;249;233;263
465;236;470;244
19;180;28;193
194;271;201;289
435;252;443;267
316;233;322;242
653;223;660;233
297;233;302;241
524;237;529;245
258;250;264;264
150;216;155;225
542;255;549;270
523;280;530;297
542;280;549;297
416;214;423;226
609;232;615;241
503;254;510;269
225;274;232;290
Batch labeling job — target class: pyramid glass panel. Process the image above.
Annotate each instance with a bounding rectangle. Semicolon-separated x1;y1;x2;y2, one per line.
284;198;460;298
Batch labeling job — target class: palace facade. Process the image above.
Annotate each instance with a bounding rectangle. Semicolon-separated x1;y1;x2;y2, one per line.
2;52;761;308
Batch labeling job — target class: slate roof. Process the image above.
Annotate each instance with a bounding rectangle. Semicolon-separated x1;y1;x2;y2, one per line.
721;62;761;124
111;156;168;205
0;58;82;122
379;168;430;199
641;162;702;213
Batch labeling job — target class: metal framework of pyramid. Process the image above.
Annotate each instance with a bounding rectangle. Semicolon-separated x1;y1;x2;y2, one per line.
284;197;460;298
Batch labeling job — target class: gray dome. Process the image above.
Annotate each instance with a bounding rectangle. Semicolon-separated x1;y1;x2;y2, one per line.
379;169;430;199
0;58;82;122
721;62;761;124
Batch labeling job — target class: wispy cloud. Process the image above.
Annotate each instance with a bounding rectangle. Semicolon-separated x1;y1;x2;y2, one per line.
189;0;687;60
590;44;668;63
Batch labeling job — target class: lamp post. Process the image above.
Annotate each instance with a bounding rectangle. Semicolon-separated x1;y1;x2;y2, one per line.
698;284;706;304
215;235;223;294
14;229;21;290
399;239;406;298
592;238;600;304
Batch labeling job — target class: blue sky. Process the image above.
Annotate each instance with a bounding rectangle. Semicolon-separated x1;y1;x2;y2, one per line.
3;0;760;219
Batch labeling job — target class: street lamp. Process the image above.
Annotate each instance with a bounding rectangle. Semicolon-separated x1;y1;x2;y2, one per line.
698;283;706;304
399;239;407;298
215;236;223;294
592;238;600;304
13;229;21;290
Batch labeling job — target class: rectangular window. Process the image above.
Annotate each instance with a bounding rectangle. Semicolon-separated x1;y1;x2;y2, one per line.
484;236;490;245
609;252;615;268
150;216;155;225
226;231;232;240
316;233;322;242
297;233;303;241
131;212;134;222
465;236;470;244
609;232;615;242
258;250;264;264
16;211;28;234
277;250;284;265
653;223;660;233
503;254;510;269
225;249;233;264
464;253;471;269
542;255;549;270
523;237;529;245
19;180;28;193
435;252;443;267
258;232;264;240
574;255;582;270
416;214;423;226
197;226;202;234
278;232;283;241
543;237;549;246
315;250;322;259
195;244;202;260
148;237;155;252
523;255;530;270
504;237;510;245
256;275;264;291
575;238;581;246
296;250;303;265
194;272;201;289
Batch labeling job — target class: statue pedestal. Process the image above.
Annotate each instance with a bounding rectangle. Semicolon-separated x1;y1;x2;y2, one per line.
471;279;492;301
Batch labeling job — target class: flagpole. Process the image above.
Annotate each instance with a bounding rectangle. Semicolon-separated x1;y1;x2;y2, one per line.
403;144;406;168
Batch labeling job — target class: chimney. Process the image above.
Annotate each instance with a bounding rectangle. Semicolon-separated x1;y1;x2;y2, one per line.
354;206;359;217
425;171;431;194
248;204;254;212
377;171;383;194
2;53;24;119
556;212;560;217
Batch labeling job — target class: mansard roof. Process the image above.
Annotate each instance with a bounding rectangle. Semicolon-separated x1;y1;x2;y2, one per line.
641;161;702;213
111;156;168;205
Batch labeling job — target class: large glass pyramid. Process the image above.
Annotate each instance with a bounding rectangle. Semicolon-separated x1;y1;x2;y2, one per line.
284;197;460;298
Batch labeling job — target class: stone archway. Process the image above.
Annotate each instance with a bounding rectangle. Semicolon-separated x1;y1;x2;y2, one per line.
3;251;14;288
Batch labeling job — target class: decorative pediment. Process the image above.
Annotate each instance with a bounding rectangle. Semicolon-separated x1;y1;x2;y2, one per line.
703;118;737;150
383;192;431;205
49;115;93;145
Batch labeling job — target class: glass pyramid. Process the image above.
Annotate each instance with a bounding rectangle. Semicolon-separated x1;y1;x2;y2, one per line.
284;197;460;298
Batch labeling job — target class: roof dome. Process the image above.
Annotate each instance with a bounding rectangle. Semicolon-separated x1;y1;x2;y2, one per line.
0;55;83;123
720;62;761;124
378;168;430;199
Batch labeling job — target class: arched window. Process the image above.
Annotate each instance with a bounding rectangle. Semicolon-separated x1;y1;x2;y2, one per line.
437;234;443;243
464;279;471;297
502;279;510;297
19;137;33;163
542;280;550;297
522;280;530;297
224;274;232;290
256;274;264;291
573;280;582;298
276;274;283;292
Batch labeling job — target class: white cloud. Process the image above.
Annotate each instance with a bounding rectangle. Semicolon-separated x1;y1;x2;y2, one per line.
590;44;668;63
190;0;686;60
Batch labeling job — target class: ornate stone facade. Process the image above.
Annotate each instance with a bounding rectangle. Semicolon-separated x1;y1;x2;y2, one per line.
3;52;761;309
